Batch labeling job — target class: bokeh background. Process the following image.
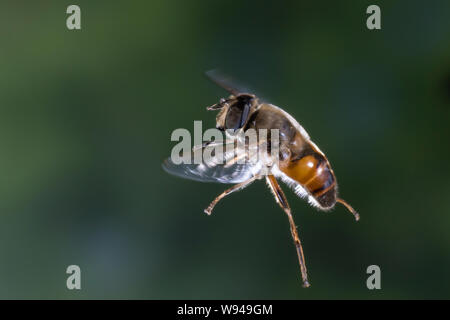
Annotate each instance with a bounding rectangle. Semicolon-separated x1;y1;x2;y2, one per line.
0;0;449;299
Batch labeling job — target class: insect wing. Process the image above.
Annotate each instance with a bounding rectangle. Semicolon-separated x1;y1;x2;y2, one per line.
205;69;269;104
205;69;256;96
162;140;257;183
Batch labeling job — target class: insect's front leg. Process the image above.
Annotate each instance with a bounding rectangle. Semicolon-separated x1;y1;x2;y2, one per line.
204;175;259;215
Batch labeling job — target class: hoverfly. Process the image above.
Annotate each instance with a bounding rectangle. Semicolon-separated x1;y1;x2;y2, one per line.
163;70;359;287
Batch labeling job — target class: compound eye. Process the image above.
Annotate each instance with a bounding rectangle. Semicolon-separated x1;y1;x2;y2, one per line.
225;98;251;130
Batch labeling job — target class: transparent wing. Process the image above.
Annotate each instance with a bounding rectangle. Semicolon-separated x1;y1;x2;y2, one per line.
205;69;249;96
205;69;270;103
162;140;260;184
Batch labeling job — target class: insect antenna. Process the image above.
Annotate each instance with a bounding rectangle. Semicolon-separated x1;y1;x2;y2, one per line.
336;198;360;221
206;98;233;111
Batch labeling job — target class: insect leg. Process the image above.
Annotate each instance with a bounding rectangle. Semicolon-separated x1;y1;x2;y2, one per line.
204;175;259;215
336;198;360;221
266;175;310;288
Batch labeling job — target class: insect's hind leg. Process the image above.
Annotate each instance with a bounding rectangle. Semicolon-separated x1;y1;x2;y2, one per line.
266;175;310;288
204;175;259;215
337;198;360;221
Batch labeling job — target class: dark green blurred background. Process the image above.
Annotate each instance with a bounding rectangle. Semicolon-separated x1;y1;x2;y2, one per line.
0;0;449;299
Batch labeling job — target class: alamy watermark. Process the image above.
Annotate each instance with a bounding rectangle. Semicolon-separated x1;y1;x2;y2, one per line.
66;265;81;290
66;5;81;30
366;265;381;290
366;5;381;30
169;121;280;174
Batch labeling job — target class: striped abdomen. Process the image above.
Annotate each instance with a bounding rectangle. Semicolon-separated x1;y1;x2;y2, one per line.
280;154;337;209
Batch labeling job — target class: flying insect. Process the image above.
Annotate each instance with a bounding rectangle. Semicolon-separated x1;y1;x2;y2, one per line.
163;71;359;287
